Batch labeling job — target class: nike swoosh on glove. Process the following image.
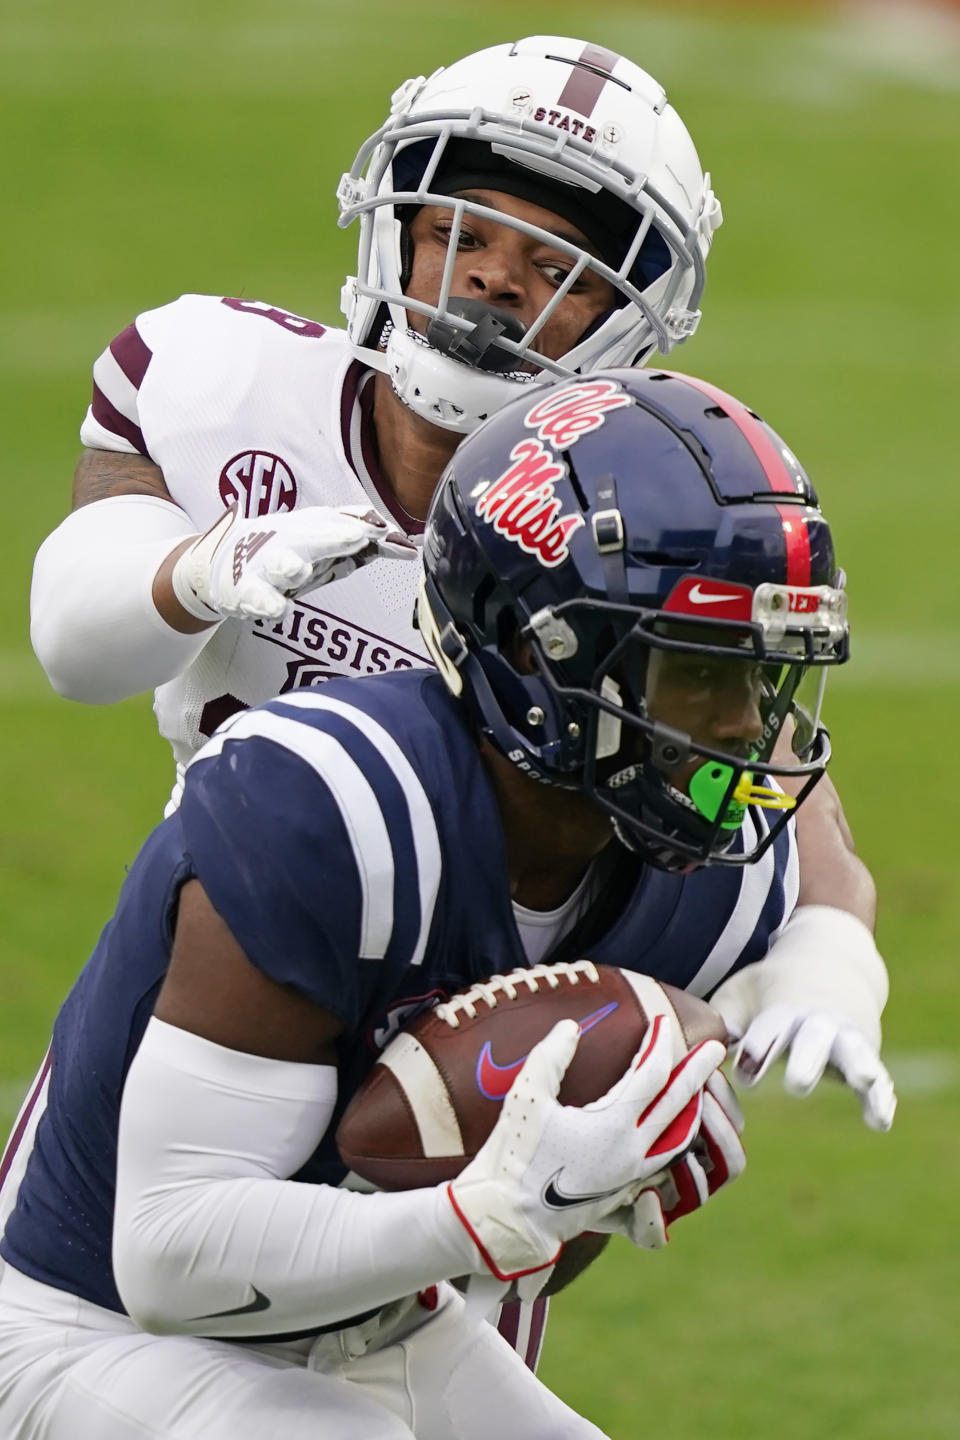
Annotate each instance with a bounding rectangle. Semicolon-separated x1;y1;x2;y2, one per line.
448;1012;727;1299
171;502;416;622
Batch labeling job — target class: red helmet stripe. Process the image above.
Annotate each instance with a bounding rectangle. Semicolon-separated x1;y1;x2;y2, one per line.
777;504;811;586
658;371;797;495
655;372;812;584
556;44;623;119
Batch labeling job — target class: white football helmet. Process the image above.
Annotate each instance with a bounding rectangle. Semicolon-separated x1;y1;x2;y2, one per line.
337;36;721;433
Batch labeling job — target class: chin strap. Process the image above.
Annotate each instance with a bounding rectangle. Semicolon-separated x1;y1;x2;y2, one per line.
385;327;528;432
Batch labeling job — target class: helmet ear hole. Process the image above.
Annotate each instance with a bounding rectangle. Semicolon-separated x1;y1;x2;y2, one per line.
496;609;534;673
515;638;539;677
472;572;497;629
397;207;416;290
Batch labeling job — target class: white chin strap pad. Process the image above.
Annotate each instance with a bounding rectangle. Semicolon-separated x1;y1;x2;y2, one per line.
383;327;542;434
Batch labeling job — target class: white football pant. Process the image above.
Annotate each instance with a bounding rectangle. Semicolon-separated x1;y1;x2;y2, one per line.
0;1265;607;1440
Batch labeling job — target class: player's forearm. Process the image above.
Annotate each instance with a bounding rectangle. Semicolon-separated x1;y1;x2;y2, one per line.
716;781;885;1045
30;496;215;703
773;713;875;929
713;758;887;1061
114;1020;480;1338
713;904;888;1048
152;537;218;631
793;772;876;928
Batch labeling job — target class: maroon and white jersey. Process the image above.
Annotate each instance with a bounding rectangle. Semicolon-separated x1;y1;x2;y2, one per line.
81;294;430;806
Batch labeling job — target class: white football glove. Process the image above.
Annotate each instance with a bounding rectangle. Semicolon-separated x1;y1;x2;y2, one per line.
592;1068;746;1250
712;905;897;1133
171;502;416;622
587;1188;671;1251
448;1012;726;1295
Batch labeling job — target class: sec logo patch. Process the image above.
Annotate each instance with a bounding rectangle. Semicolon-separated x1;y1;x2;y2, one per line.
219;450;297;517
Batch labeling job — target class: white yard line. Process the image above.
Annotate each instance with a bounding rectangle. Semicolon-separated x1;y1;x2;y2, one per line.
732;1049;959;1101
2;295;956;382
1;5;957;101
0;1050;955;1122
830;1;960;93
883;1050;960;1098
1;637;956;702
0;1081;30;1113
0;653;68;703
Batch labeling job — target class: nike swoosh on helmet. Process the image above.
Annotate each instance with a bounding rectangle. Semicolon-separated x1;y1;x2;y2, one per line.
686;583;743;605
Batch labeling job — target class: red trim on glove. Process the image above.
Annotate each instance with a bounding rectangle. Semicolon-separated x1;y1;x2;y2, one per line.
446;1185;561;1283
633;1012;665;1070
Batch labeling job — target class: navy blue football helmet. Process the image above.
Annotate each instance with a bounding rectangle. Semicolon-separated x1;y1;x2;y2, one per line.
419;368;849;870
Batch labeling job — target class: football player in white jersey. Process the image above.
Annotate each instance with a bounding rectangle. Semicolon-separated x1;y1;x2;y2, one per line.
31;37;720;806
0;369;887;1439
27;33;895;1365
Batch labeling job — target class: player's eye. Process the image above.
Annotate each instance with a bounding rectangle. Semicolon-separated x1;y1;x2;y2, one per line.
539;260;587;291
672;660;717;686
433;220;480;250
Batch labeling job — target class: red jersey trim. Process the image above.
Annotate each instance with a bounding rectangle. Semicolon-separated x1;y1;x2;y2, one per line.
340;361;426;536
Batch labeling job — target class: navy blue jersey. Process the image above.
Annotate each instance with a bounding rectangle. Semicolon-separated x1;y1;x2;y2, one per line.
1;670;797;1312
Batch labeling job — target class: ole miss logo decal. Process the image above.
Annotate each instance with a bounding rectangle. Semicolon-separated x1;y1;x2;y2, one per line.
475;438;583;567
474;380;629;567
524;379;631;450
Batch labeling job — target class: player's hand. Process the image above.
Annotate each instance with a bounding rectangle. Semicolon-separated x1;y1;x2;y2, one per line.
448;1013;726;1289
711;906;897;1133
592;1068;746;1248
724;1003;897;1133
587;1187;670;1250
171;501;416;622
655;1067;746;1224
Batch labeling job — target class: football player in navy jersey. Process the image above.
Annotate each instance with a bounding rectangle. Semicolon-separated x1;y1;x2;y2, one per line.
29;32;890;1135
0;371;893;1439
27;33;893;1377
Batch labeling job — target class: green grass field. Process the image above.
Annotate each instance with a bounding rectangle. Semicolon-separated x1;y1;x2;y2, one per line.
2;2;959;1434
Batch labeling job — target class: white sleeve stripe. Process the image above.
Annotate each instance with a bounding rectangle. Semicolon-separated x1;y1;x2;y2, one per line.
92;345;141;426
79;405;140;454
195;710;394;960
279;691;442;967
685;810;777;997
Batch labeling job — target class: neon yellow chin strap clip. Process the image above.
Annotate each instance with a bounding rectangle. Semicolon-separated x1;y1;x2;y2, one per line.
688;762;797;831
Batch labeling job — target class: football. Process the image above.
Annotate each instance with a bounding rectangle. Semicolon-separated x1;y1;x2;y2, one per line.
336;961;728;1192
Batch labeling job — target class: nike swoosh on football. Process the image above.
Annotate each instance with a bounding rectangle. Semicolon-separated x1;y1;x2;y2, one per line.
192;1286;272;1321
475;1000;620;1101
542;1170;630;1210
686;583;741;605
